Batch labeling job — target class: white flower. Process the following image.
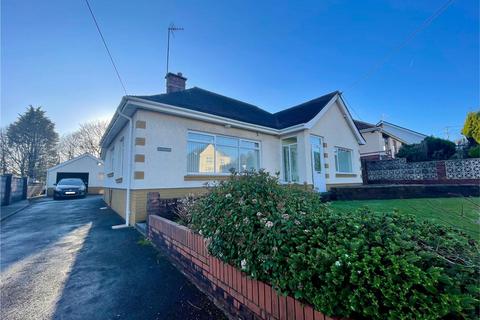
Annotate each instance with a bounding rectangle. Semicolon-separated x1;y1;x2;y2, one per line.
294;220;301;225
241;259;247;270
252;199;258;204
357;270;362;274
299;211;306;215
243;217;250;224
256;212;263;217
282;214;290;220
272;246;278;252
335;261;341;267
304;229;310;234
225;193;232;198
265;221;274;228
199;230;203;236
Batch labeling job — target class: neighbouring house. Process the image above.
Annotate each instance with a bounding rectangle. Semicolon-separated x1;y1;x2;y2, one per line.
46;153;104;196
100;72;366;225
354;120;427;160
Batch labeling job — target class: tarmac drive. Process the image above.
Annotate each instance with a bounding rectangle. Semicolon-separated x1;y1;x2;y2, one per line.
0;196;226;320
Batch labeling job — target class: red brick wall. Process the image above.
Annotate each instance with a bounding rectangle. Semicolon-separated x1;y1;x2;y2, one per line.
148;215;337;320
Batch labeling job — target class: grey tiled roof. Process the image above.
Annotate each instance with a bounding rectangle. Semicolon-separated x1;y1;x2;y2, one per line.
354;120;377;131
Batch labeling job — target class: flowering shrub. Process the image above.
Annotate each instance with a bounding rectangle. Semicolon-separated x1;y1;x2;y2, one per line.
174;193;198;225
188;170;479;319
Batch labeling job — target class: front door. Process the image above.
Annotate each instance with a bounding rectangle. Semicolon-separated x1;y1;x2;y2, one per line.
310;136;326;192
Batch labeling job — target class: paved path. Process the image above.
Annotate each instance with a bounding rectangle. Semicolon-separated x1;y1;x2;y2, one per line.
0;196;226;320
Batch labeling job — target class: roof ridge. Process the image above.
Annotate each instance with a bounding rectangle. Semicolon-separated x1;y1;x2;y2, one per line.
273;90;339;116
132;87;196;99
377;120;427;136
191;87;274;115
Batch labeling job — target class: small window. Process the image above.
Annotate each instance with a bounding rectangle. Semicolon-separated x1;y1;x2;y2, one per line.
110;147;115;173
116;138;124;176
334;147;353;173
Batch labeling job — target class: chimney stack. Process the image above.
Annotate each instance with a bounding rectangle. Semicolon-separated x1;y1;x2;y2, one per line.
165;72;187;93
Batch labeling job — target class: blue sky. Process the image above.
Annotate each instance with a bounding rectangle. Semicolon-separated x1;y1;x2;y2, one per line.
2;0;478;140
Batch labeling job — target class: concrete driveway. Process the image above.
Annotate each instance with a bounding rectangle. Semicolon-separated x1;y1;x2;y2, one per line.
0;196;226;320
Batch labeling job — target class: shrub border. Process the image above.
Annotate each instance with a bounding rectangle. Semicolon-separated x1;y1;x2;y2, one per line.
148;215;340;320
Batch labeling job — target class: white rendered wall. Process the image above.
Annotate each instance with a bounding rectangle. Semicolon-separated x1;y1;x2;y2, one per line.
130;110;282;189
308;101;363;185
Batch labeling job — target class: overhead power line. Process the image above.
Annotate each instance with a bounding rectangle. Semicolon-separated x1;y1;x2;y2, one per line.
346;0;456;91
84;0;128;95
340;92;362;120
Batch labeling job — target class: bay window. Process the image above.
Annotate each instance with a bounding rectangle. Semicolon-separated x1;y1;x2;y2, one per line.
334;147;353;173
187;131;260;174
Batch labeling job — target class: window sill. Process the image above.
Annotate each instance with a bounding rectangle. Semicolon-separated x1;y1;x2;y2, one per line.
115;177;123;183
184;175;230;181
107;172;114;178
335;173;357;178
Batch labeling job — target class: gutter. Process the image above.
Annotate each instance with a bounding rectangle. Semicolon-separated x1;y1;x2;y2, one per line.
111;103;134;229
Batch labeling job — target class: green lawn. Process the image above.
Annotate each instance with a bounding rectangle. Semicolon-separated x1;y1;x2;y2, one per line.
329;197;480;239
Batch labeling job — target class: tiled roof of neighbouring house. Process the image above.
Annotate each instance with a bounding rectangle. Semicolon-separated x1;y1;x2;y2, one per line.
354;120;377;131
134;87;339;130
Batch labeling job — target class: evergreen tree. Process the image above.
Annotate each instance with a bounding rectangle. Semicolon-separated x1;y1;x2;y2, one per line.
6;106;58;181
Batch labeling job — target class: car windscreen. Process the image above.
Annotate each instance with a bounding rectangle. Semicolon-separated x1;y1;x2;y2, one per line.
57;179;84;186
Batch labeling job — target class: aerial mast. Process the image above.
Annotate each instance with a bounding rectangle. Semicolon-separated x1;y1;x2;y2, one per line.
166;23;184;74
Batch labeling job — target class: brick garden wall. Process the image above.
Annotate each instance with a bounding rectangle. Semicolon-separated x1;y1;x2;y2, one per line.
148;215;337;320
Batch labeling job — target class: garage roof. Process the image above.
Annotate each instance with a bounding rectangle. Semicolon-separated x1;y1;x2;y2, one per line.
47;153;103;172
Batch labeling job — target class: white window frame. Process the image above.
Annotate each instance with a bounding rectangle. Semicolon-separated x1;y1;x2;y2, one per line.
116;137;124;177
334;146;353;173
110;147;115;173
187;130;261;175
282;136;299;183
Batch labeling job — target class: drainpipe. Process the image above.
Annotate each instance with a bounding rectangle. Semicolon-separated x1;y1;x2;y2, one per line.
112;104;134;229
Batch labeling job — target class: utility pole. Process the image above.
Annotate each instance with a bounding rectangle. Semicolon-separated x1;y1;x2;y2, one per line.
166;24;184;74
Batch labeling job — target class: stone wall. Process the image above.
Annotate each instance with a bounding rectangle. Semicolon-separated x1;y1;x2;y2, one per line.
365;158;480;184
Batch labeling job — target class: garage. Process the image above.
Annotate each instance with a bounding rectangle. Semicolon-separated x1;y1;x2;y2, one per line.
46;153;104;196
56;172;90;193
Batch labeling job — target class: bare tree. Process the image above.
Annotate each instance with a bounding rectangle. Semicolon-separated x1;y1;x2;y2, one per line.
57;120;108;161
0;128;10;174
57;132;80;162
76;120;108;157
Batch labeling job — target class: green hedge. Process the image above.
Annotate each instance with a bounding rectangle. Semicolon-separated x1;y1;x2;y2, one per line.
187;171;479;319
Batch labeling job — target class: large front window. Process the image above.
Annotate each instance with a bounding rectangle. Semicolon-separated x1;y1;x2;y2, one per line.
282;137;299;182
187;132;260;174
334;147;353;173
